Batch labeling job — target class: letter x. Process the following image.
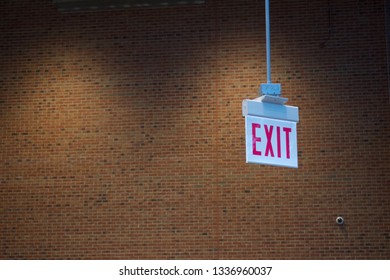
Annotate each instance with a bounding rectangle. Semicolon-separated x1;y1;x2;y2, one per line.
264;125;274;157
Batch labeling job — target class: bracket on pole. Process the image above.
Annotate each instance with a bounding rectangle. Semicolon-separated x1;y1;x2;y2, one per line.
260;83;281;96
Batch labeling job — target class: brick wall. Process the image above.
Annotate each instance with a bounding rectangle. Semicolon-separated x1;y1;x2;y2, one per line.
1;0;389;259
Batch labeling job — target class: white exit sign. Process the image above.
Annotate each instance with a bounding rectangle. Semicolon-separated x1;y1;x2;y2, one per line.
245;115;297;168
243;97;299;168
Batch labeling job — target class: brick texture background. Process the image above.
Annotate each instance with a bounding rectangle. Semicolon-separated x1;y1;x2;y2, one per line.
1;0;389;259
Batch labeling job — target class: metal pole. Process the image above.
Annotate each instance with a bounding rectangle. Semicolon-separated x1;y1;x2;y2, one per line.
260;0;281;98
265;0;271;83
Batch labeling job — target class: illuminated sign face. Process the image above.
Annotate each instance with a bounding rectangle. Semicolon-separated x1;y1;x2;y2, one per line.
245;115;298;168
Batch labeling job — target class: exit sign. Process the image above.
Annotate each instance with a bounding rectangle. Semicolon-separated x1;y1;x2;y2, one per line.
242;97;299;168
245;115;297;168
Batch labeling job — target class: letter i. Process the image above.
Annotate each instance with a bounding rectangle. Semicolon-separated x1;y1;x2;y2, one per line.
277;126;281;158
283;127;292;159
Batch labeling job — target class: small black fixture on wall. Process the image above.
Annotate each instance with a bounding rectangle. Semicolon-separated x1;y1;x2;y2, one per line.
336;216;345;226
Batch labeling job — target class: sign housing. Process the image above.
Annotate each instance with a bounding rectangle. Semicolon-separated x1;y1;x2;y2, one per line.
243;97;299;168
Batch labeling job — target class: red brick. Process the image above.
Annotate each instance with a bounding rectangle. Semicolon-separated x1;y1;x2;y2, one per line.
0;0;389;259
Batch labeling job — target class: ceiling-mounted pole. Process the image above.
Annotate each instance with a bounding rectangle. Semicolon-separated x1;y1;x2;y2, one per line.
260;0;283;100
265;0;271;84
